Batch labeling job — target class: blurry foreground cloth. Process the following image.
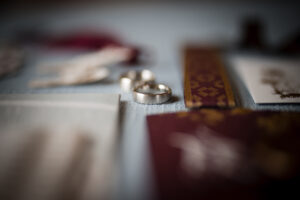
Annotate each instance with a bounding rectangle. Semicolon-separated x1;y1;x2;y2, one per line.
29;46;132;88
19;31;142;88
147;109;300;200
0;93;120;200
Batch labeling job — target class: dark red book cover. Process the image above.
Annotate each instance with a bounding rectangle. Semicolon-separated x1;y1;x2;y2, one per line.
147;109;300;200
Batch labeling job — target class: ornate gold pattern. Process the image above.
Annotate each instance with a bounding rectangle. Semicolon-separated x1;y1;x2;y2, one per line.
197;87;219;97
190;80;200;89
184;47;236;108
214;80;224;89
217;94;226;106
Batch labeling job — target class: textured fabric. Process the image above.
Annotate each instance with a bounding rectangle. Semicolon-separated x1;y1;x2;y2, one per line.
184;47;235;108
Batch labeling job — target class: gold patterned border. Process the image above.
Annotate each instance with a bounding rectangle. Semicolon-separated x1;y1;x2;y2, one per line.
183;46;236;108
215;53;236;107
184;48;203;108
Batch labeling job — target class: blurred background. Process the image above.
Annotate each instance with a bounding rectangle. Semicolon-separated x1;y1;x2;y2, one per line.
1;0;300;55
0;1;300;200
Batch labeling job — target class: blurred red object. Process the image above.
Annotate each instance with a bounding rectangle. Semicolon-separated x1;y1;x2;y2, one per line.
45;32;122;50
44;32;140;64
16;30;140;64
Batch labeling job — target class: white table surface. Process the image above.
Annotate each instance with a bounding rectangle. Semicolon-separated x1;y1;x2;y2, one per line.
1;2;300;199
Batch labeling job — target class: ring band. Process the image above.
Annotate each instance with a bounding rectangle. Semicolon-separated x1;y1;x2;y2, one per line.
133;83;172;104
119;70;155;92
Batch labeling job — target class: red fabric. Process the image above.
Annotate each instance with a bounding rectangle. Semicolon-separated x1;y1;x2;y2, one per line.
45;32;140;64
45;32;122;50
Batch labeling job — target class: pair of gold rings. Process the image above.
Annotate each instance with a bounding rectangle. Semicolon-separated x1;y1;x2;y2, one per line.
119;70;172;104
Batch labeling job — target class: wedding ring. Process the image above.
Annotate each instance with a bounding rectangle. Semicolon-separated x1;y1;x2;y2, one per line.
133;83;172;104
119;70;155;92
